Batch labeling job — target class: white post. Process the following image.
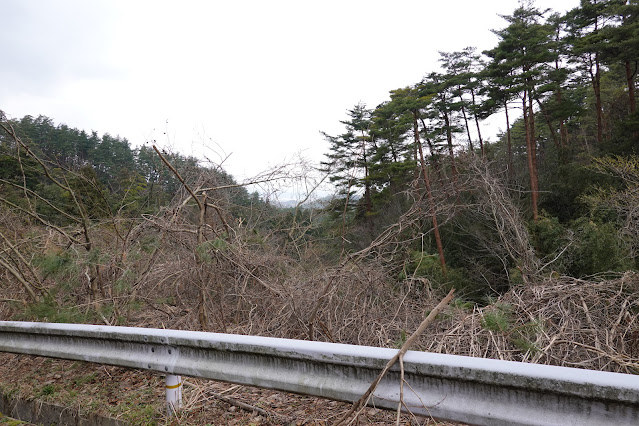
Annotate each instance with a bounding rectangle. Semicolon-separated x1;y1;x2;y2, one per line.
165;375;183;415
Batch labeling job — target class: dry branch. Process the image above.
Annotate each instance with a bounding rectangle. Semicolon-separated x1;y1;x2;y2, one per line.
334;288;455;426
206;390;294;424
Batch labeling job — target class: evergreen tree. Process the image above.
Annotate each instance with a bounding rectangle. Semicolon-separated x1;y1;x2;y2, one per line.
600;1;639;120
439;47;488;156
368;99;414;206
321;103;375;222
485;2;555;220
564;0;622;144
416;72;464;182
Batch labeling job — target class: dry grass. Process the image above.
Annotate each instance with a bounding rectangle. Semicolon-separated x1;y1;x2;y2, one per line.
126;216;639;375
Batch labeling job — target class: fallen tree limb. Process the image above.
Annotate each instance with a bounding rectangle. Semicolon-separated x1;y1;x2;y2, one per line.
206;389;295;424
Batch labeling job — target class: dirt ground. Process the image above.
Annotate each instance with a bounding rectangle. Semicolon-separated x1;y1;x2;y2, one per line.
0;353;462;425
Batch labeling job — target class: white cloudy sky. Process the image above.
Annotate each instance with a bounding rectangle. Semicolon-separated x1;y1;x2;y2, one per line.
1;0;579;191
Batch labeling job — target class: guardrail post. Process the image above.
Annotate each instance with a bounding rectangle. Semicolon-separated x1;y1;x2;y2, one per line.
165;374;182;415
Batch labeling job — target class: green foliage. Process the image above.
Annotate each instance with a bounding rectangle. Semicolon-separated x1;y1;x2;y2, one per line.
114;276;132;295
20;297;90;324
87;247;106;265
507;267;525;286
68;166;111;219
0;153;40;190
196;237;229;263
36;251;73;278
34;183;76;224
121;403;157;425
529;213;568;258
39;384;56;397
1;115;250;225
400;250;479;300
538;155;597;222
511;320;542;356
530;209;632;277
450;298;474;311
1;0;639;322
394;329;407;348
139;235;160;254
481;304;512;333
73;372;98;386
400;251;440;280
481;304;541;355
567;217;631;277
0;415;29;425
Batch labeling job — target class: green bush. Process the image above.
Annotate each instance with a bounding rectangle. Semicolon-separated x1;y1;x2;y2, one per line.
529;213;567;259
39;384;55;396
36;251;73;278
481;304;512;333
19;297;91;324
567;217;632;277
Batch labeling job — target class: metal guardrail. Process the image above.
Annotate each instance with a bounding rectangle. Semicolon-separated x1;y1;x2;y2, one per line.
0;321;637;425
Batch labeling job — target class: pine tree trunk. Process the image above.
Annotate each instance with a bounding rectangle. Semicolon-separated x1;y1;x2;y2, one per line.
555;58;568;147
505;99;513;179
529;92;539;221
627;60;637;115
442;111;458;184
536;98;560;148
523;92;539;221
414;112;447;277
459;95;474;152
419;117;443;181
470;88;484;156
360;131;373;219
590;54;604;144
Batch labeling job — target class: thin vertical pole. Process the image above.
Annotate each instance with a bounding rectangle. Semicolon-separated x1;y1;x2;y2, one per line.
165;375;183;415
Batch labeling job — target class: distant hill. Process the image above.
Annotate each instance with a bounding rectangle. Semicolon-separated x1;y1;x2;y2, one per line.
275;195;333;209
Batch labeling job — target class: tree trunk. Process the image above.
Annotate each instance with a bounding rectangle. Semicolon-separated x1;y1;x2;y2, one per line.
626;60;637;115
589;53;604;144
555;57;568;147
414;112;447;277
419;117;443;180
529;92;539;221
442;111;459;184
523;92;539;221
470;88;485;156
595;64;604;143
505;99;513;180
459;94;474;152
361;131;373;218
535;98;560;148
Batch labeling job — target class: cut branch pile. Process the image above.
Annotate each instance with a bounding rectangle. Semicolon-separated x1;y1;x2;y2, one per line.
421;273;639;374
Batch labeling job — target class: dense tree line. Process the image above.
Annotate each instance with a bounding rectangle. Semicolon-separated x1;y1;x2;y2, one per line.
0;114;261;221
321;0;639;300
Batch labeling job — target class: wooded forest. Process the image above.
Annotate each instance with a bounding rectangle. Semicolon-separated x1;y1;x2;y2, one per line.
0;0;638;423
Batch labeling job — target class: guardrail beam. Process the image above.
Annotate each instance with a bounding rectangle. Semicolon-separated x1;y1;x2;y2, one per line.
0;321;637;425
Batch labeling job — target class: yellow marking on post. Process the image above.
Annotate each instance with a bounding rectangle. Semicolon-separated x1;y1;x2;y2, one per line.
166;382;183;389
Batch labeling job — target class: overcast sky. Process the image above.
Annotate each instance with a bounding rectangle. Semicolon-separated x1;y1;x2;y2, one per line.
1;0;579;196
